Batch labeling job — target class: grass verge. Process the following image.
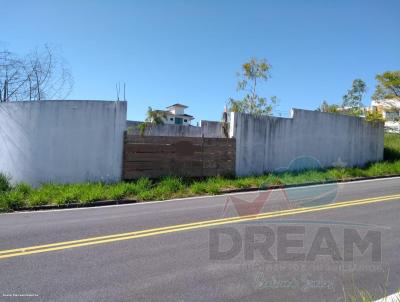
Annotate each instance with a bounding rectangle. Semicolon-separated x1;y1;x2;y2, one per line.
1;133;400;213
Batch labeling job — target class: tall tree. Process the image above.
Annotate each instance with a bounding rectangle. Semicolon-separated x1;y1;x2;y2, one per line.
0;45;73;102
342;79;366;108
228;58;277;116
372;71;400;101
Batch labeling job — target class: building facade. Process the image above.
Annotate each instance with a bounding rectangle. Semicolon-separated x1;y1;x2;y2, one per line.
160;103;194;125
371;99;400;133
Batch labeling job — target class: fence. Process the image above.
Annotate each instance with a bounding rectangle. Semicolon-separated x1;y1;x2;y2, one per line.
0;101;385;185
0;100;127;186
123;134;235;179
231;110;384;176
126;120;228;138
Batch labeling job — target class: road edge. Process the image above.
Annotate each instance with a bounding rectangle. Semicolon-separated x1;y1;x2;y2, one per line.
12;174;400;213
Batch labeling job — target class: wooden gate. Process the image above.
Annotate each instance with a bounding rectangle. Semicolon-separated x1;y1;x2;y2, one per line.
123;134;235;179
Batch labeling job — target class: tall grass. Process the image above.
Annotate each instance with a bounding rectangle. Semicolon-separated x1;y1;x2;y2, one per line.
344;271;399;302
384;133;400;161
0;173;11;193
1;133;400;213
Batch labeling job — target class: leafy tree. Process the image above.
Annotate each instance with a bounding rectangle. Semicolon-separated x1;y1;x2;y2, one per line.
145;107;167;124
372;71;400;101
365;110;384;123
137;107;167;136
228;58;277;116
342;79;366;108
317;101;340;113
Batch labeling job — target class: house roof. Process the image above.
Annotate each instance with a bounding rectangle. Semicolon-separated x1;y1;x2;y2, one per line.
167;103;188;109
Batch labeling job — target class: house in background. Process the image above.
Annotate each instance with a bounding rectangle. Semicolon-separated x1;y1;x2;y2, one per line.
371;99;400;133
158;103;194;125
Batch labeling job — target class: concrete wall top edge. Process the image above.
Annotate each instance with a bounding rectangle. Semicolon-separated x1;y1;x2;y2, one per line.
232;109;383;128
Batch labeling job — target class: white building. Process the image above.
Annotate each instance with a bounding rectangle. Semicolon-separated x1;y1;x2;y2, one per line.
371;99;400;133
157;103;194;125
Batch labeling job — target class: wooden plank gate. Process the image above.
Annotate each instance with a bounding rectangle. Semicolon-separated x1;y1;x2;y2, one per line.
123;134;236;179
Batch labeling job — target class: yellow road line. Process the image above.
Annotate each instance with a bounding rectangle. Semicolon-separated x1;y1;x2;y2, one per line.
1;193;397;255
0;193;399;260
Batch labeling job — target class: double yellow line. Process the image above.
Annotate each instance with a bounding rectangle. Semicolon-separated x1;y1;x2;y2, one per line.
1;193;400;260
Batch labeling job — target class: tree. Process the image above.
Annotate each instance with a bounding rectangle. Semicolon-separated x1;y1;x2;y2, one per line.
317;100;363;117
317;101;340;113
228;58;277;116
0;45;73;102
342;79;366;109
137;107;167;136
0;50;26;102
365;110;384;123
372;71;400;101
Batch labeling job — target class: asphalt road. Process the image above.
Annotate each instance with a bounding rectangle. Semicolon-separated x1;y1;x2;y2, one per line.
0;177;400;302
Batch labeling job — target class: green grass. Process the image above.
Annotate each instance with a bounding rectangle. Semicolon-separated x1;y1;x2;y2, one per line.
1;133;400;213
384;132;400;161
0;173;12;193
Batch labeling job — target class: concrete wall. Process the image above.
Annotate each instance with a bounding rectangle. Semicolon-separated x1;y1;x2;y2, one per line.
231;109;384;176
0;100;127;186
126;120;227;138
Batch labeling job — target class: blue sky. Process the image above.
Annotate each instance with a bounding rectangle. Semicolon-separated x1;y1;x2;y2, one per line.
2;0;399;123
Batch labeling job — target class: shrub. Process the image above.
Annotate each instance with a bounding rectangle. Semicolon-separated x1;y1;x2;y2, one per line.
0;173;12;192
365;110;384;122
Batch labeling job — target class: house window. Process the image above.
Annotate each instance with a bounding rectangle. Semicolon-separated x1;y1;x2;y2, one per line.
386;111;399;121
170;117;174;121
184;119;188;122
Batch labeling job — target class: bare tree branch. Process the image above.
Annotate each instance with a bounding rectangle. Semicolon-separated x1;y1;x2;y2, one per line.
0;45;73;102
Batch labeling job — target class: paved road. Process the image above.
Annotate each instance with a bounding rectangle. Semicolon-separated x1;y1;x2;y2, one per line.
0;177;400;302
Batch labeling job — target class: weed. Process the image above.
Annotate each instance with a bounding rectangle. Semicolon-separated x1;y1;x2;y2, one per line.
0;173;12;193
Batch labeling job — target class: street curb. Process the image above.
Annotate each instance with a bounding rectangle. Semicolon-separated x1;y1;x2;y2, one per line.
17;199;138;211
15;174;400;212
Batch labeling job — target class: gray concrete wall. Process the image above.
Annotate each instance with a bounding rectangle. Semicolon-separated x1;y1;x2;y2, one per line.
127;120;227;138
231;109;384;176
0;100;127;186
